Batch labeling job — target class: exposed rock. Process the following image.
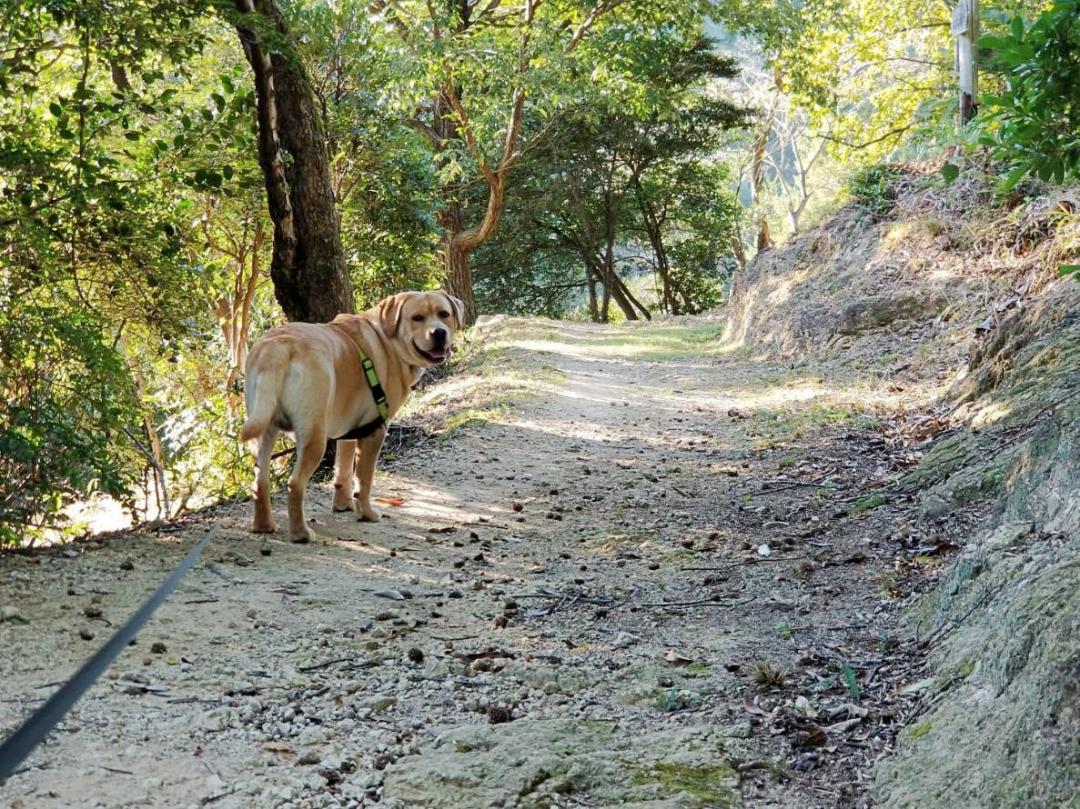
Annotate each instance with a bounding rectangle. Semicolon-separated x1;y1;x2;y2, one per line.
383;720;739;808
876;242;1080;806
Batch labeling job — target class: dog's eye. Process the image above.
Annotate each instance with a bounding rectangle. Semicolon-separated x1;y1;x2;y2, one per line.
411;314;425;322
438;310;450;319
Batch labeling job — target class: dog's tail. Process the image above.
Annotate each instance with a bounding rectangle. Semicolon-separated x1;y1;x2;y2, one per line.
240;346;287;442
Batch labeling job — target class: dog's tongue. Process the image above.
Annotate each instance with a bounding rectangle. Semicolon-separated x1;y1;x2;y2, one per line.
427;347;448;360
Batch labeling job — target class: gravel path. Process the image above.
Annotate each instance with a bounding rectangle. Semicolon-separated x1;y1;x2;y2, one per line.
0;318;940;808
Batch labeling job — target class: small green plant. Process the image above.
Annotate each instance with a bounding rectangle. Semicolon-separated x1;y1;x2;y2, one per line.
847;164;902;218
840;661;861;701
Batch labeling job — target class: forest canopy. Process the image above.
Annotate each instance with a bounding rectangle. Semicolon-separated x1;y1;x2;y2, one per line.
0;0;1072;543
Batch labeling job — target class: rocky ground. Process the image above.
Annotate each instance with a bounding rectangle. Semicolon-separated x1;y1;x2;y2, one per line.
1;317;969;808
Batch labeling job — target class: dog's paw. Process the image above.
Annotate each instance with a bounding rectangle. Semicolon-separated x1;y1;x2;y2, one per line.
252;521;278;534
289;526;316;543
358;507;381;523
331;504;352;513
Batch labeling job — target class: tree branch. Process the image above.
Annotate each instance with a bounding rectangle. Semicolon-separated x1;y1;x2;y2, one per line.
565;0;627;53
822;125;912;151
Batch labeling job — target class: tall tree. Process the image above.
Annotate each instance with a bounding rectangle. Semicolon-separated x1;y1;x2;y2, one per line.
371;0;692;323
229;0;353;322
474;35;748;321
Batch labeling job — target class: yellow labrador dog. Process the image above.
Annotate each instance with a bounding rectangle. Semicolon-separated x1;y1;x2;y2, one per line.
240;290;463;542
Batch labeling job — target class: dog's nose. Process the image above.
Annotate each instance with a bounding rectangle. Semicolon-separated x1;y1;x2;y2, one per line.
432;327;448;346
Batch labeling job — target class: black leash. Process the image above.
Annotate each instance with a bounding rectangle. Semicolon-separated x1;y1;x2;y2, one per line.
0;528;218;783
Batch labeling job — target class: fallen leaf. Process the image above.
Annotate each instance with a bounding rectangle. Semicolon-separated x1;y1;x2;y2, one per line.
375;496;405;507
261;741;293;753
825;717;862;734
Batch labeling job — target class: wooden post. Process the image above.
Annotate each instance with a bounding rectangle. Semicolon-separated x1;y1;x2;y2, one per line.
953;0;979;125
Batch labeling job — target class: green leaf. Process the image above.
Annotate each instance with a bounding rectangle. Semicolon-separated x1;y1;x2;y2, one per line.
841;662;861;701
1010;16;1024;41
1002;166;1027;190
48;101;63;117
1059;264;1080;277
940;162;960;184
123;131;141;141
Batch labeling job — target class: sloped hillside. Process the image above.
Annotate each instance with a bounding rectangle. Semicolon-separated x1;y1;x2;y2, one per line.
724;165;1080;806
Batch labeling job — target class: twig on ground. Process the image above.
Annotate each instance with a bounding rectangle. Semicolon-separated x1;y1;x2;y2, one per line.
298;656;376;673
680;556;807;572
641;595;757;609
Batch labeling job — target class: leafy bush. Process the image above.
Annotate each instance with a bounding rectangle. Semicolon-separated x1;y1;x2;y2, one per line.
846;164;902;218
0;305;139;545
978;2;1080;186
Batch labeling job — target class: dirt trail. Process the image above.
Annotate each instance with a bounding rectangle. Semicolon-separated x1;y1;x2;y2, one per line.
1;318;934;809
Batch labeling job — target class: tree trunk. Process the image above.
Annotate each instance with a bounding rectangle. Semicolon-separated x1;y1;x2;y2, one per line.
233;0;352;323
585;265;599;323
433;78;520;326
749;90;780;253
731;222;747;271
635;186;678;315
442;231;477;325
587;253;643;322
612;273;650;321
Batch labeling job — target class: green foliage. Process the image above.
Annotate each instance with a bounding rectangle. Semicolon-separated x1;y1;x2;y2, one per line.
977;1;1080;187
840;661;862;700
0;2;261;543
738;0;954;162
846;164;902;218
474;34;748;319
0;305;139;544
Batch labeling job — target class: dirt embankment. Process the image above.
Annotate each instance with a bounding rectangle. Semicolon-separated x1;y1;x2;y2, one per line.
724;164;1080;807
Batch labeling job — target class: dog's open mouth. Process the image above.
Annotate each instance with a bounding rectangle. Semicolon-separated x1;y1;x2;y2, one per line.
416;343;449;364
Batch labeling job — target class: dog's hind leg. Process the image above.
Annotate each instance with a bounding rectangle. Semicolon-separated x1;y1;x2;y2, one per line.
251;428;279;534
353;427;387;523
287;427;327;543
332;439;357;512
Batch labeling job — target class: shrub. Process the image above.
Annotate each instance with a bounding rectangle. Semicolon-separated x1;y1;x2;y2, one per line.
846;164;903;218
0;303;140;545
978;2;1080;186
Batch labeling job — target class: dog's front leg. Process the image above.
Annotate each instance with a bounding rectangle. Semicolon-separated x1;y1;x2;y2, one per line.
332;439;357;511
353;427;387;523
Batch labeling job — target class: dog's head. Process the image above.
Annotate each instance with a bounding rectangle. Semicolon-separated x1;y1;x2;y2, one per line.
378;290;464;367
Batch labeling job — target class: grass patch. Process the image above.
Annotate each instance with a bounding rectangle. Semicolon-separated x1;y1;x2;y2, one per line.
850;491;887;515
908;721;933;740
753;660;788;689
632;762;740;807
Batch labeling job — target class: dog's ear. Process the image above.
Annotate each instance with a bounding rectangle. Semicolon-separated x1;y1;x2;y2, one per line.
442;291;466;329
379;293;405;336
